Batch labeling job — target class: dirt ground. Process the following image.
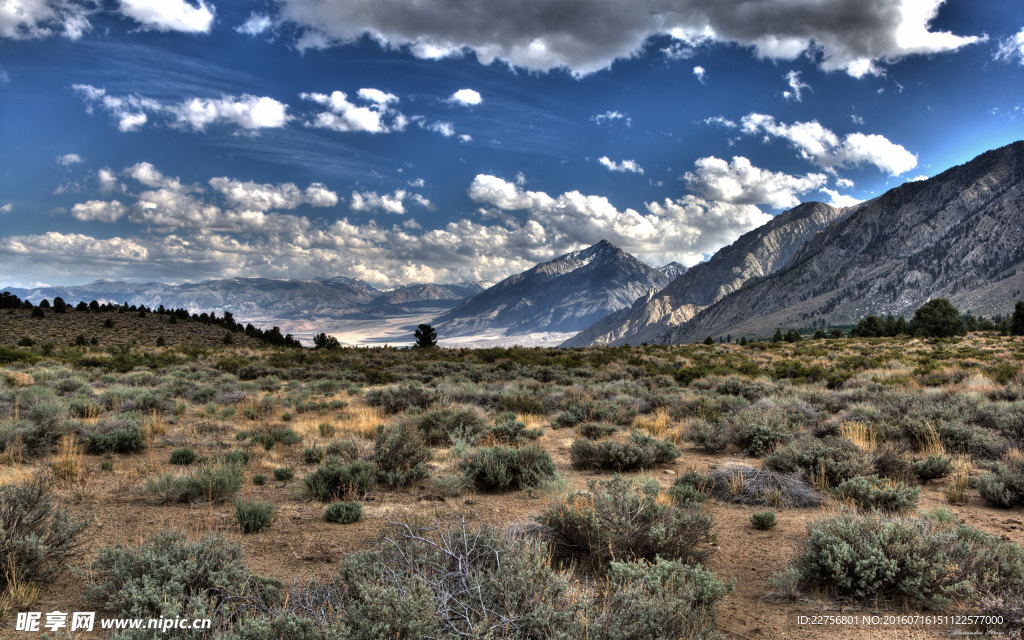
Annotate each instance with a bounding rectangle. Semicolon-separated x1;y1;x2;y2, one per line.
9;425;1023;640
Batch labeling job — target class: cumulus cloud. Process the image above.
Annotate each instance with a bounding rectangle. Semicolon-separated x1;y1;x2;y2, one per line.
273;0;981;77
349;189;433;214
73;84;290;132
994;27;1024;65
300;90;406;133
0;0;91;40
118;0;215;33
412;116;455;137
0;204;12;214
71;199;127;222
782;70;809;101
209;177;338;210
685;156;827;209
820;188;863;207
692;66;705;83
740;113;917;175
449;88;482;105
56;153;83;165
236;12;273;36
598;157;644;175
97;167;124;192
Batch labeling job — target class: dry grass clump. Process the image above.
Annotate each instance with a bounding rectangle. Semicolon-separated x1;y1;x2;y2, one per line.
633;408;672;437
51;435;81;482
705;465;824;508
838;420;876;452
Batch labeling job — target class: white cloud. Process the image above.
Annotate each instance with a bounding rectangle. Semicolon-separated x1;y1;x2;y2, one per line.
0;203;12;214
74;84;290;133
0;0;91;40
118;0;215;34
209;177;338;210
450;88;482;105
71;199;127;222
236;12;273;36
908;174;929;182
274;0;982;77
56;153;83;165
300;90;406;133
413;117;455;137
349;188;432;214
782;70;810;101
692;66;705;83
598;157;644;175
704;115;737;129
836;177;855;188
408;178;425;188
458;133;472;143
740;113;917;175
685;156;827;209
850;114;865;125
994;27;1024;65
820;188;863;208
592;110;630;126
97;167;124;193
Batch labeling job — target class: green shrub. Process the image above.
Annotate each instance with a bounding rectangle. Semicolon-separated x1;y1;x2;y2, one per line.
273;466;295;482
236;498;275;534
734;422;791;457
540;475;716;570
88;422;146;455
146;463;244;504
222;450;250;466
578;422;616;440
318;422;335;438
252;474;267;486
0;474;89;591
977;459;1024;508
430;473;473;497
373;423;431;488
686;420;732;453
303;445;324;464
792;514;1024;607
365;382;437;413
750;511;777;530
667;470;711;505
86;530;250;627
413;406;488;446
570;432;680;472
912;454;953;483
304;458;375;501
831;476;921;512
275;428;301;446
323;501;361;524
463;444;557;492
487;411;543;443
169;447;197;466
764;436;873;488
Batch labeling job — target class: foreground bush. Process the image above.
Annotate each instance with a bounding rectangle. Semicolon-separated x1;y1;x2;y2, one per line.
145;462;244;503
539;475;716;570
462;444;557;492
977;458;1024;508
87;420;146;454
235;498;275;534
570;432;680;472
87;530;252;635
705;465;823;508
0;474;89;592
373;422;430;488
413;405;488;445
304;458;375;501
323;501;361;524
764;436;873;488
831;475;920;512
365;382;437;414
791;513;1024;608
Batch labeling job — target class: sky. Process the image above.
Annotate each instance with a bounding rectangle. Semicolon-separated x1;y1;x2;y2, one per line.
1;0;1022;289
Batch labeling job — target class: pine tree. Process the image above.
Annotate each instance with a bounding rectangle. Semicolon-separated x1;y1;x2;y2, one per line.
1011;300;1024;336
414;324;438;348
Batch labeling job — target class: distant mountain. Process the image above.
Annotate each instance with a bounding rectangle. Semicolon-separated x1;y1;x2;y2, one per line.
432;240;670;338
654;140;1024;343
659;262;688;280
562;201;847;347
372;282;484;306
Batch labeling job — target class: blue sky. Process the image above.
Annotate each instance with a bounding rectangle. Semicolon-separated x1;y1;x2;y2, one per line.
1;0;1022;288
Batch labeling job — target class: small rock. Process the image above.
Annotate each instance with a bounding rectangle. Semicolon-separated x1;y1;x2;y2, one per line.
662;470;676;475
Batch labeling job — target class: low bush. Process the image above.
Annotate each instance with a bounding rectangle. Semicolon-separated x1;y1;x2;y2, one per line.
686;420;732;453
912;454;953;483
570;432;680;472
831;476;921;512
539;475;716;570
304;458;375;501
705;465;823;508
235;498;275;534
486;412;543;443
365;382;437;414
578;422;616;440
0;474;89;592
791;514;1024;608
413;406;488;446
323;501;361;524
977;459;1024;508
734;422;791;457
169;447;197;466
462;444;557;492
303;445;324;464
764;436;873;489
252;474;267;486
373;422;431;488
221;450;250;466
273;466;294;482
146;463;244;504
87;421;146;455
750;511;777;530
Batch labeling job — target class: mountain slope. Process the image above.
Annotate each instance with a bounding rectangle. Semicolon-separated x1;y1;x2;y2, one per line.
562;201;847;347
432;240;670;337
656;140;1024;343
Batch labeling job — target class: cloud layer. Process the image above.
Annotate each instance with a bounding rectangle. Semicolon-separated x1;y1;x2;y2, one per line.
274;0;981;76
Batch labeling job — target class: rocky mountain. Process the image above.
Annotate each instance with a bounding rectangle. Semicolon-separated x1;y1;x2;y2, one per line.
659;262;688;280
655;140;1024;343
372;282;484;306
562;201;847;347
432;240;670;338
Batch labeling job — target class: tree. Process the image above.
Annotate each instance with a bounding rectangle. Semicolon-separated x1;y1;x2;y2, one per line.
772;329;783;343
313;332;341;349
1011;300;1024;337
829;328;845;339
52;297;67;314
0;292;23;309
908;298;966;338
784;329;801;343
703;336;714;345
414;324;437;348
813;329;826;339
